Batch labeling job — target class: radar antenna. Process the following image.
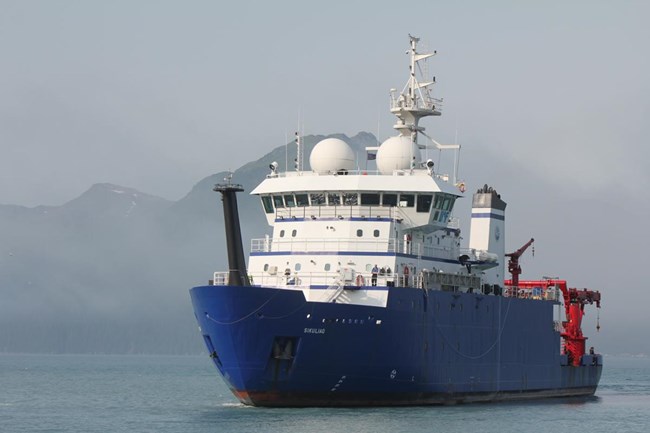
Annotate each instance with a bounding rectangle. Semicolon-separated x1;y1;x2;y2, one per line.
390;35;442;146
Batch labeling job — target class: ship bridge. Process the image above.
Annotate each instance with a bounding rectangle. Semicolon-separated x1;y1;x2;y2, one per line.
252;169;461;231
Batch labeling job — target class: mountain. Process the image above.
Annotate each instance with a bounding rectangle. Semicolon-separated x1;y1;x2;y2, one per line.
2;130;645;355
0;133;377;354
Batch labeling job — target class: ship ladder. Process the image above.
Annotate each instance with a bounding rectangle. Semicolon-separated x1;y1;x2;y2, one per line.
325;284;345;303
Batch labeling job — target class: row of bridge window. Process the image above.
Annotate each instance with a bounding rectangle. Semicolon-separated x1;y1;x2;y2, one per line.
261;192;455;214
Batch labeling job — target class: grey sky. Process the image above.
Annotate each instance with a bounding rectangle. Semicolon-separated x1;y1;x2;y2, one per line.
2;0;650;354
1;0;648;207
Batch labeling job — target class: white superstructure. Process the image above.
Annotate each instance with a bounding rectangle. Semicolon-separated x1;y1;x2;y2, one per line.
213;35;501;307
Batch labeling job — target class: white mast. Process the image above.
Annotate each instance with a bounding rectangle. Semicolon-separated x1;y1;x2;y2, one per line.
294;131;303;172
390;34;442;145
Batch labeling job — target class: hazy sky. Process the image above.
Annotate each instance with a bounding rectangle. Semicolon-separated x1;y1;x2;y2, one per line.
1;0;649;206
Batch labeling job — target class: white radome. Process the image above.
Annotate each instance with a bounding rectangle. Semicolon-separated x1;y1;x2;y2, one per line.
376;136;420;175
310;138;355;173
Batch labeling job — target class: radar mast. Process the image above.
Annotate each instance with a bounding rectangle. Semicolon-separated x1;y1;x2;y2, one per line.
390;34;442;145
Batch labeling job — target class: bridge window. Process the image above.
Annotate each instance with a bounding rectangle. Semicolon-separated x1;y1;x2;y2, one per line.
310;193;326;205
261;196;274;214
360;193;380;205
284;194;296;207
434;210;449;223
382;194;398;206
442;196;455;211
295;194;309;206
433;194;444;209
417;194;433;213
399;194;414;207
433;194;456;212
328;193;341;206
343;193;358;205
273;195;284;208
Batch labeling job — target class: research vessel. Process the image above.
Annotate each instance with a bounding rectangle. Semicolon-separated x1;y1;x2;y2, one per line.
189;35;602;406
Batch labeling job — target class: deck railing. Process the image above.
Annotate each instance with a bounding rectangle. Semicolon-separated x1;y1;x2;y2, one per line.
211;270;419;289
251;236;455;259
504;286;562;301
274;205;396;221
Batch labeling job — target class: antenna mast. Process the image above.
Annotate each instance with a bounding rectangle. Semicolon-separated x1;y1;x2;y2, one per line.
390;34;442;146
294;131;303;172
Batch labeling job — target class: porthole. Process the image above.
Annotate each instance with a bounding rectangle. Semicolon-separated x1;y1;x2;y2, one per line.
295;263;302;271
263;264;269;271
373;229;380;237
356;229;363;237
279;230;285;237
324;263;331;271
292;229;297;237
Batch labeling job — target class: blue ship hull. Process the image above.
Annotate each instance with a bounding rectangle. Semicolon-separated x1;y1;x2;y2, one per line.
190;284;602;407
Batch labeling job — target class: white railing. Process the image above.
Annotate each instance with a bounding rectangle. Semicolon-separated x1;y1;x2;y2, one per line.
215;271;415;289
252;238;392;253
212;272;228;286
250;236;456;259
209;271;559;305
504;286;561;301
267;168;441;178
275;205;395;220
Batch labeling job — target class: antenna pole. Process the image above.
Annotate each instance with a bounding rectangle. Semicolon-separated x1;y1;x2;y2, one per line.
295;131;301;172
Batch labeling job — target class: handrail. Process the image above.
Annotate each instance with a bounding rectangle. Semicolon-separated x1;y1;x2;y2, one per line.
274;205;396;220
250;236;455;258
503;285;561;301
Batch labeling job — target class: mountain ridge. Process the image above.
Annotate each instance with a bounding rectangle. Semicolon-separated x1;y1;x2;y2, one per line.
0;132;377;354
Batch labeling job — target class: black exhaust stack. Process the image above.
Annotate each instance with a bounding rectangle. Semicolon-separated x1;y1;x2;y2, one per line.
214;180;250;286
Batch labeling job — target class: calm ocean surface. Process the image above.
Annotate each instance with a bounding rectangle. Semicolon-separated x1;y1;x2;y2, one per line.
1;354;648;433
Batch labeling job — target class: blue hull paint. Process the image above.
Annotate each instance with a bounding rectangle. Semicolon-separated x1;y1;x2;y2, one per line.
190;284;602;407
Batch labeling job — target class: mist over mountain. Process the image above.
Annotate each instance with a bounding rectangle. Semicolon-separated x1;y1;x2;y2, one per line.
0;133;377;354
1;130;645;355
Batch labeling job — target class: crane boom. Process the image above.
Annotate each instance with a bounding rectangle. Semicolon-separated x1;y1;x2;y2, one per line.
505;238;534;286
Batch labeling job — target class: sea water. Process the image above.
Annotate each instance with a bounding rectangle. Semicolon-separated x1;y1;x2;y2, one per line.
1;354;648;433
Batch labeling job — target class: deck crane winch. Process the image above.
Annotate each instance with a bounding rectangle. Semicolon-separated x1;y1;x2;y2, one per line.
505;238;534;287
504;238;602;367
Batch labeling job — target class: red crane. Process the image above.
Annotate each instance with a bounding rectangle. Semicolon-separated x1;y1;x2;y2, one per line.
505;238;534;287
512;279;601;366
503;239;602;366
